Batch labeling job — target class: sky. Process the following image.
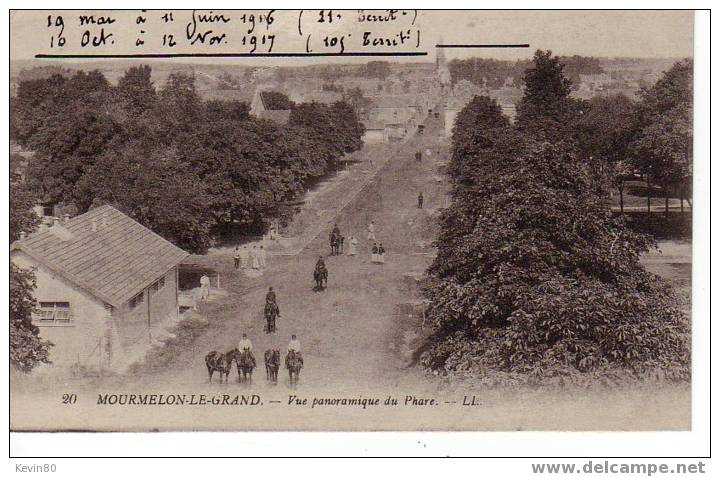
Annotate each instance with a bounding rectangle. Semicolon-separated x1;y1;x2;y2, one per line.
10;10;694;65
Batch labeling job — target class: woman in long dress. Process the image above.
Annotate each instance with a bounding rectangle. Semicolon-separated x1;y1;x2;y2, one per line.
349;236;358;256
251;246;260;270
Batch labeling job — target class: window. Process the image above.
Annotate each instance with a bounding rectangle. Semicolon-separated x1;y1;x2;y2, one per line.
129;292;144;309
35;302;71;323
42;205;54;217
150;277;166;295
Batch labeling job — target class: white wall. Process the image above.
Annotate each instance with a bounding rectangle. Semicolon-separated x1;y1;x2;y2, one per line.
11;251;111;371
362;129;387;144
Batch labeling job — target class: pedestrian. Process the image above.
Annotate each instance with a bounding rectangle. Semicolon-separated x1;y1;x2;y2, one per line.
418;192;424;209
340;235;345;254
367;221;376;241
259;245;267;269
349;235;358;256
371;243;379;263
239;245;249;269
200;273;211;300
251;246;260;270
233;246;240;269
378;243;386;264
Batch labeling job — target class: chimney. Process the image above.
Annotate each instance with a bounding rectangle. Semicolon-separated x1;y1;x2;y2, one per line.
91;220;98;232
19;231;26;240
64;214;70;223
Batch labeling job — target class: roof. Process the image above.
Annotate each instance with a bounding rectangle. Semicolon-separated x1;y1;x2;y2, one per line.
11;205;189;308
362;120;386;130
258;109;292;124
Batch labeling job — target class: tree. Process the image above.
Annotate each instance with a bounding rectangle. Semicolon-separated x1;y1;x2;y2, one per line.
365;61;391;80
10;263;53;372
631;60;693;214
422;95;689;385
79;146;216;254
117;65;157;115
516;50;583;142
10;172;39;243
574;94;638;213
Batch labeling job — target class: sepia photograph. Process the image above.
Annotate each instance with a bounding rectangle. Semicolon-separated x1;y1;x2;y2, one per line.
7;8;705;450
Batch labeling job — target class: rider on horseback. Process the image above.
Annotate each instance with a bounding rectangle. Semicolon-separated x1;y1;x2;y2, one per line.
316;255;326;271
266;286;277;305
287;334;304;366
238;333;257;367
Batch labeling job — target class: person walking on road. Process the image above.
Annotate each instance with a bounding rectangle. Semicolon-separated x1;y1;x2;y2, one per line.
200;273;211;300
371;243;379;263
418;192;424;209
349;235;358;256
233;247;241;269
367;221;376;241
378;243;386;264
251;246;260;270
259;245;267;269
239;245;249;269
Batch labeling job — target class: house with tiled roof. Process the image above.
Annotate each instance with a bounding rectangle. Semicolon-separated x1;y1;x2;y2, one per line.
250;89;292;125
10;205;190;372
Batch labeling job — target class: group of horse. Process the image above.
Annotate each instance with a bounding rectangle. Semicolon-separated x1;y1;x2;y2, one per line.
205;348;303;384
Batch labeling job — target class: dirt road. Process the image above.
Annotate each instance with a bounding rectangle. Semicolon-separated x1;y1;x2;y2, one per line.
131;114;449;394
11;114;691;432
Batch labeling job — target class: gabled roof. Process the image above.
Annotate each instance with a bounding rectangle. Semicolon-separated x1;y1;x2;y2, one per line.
10;205;189;308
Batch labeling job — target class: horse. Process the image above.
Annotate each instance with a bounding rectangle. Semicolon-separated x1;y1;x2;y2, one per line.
264;349;280;383
286;350;303;384
205;349;237;383
313;264;328;291
264;301;280;333
236;349;256;382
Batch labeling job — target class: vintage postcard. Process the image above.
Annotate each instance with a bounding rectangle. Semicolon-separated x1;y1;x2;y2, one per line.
9;9;695;433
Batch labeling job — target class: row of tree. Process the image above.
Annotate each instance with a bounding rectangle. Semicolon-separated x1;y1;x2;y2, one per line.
421;51;691;384
11;65;365;253
448;55;603;90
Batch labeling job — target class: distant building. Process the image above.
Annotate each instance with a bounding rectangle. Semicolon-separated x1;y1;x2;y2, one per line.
579;73;613;92
436;41;451;88
361;120;388;144
250;89;292;124
10;205;189;372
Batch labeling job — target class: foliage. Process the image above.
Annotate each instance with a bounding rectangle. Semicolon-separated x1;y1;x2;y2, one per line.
516;50;585;142
448;55;602;89
631;60;693;196
422;54;690;385
10;173;39;243
12;66;364;253
10;263;53;372
364;61;391;80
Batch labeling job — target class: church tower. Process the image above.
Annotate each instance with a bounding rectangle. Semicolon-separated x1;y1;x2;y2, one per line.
436;39;451;87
